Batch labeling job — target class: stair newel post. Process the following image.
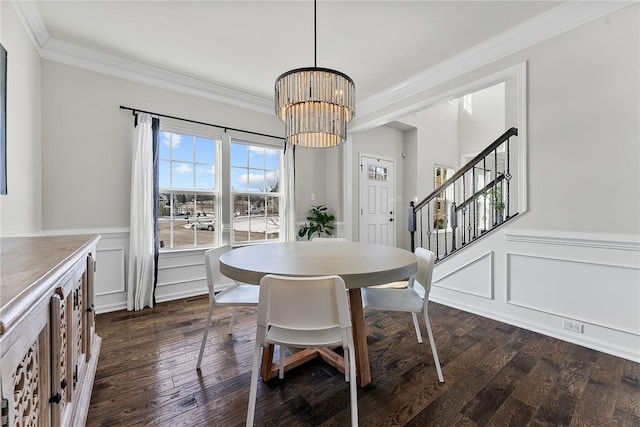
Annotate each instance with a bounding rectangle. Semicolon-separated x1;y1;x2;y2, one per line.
425;203;430;252
408;201;416;253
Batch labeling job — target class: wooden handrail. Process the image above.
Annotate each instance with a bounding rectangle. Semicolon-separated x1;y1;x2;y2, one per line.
413;127;517;212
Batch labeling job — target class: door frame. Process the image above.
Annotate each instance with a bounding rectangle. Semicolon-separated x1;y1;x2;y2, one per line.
358;152;397;246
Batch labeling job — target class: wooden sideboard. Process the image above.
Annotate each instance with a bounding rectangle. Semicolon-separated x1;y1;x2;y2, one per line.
0;235;101;427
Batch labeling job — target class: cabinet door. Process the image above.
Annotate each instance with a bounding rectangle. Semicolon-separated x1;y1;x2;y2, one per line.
84;253;96;360
0;318;50;427
50;291;73;426
50;256;91;427
72;276;87;393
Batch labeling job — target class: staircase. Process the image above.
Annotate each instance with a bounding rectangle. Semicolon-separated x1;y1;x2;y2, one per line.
409;127;519;262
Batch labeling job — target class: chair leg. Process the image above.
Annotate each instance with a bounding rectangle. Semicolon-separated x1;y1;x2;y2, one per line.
347;343;358;426
196;300;216;370
278;345;285;379
343;344;350;382
411;312;423;343
246;341;263;426
423;306;444;383
228;307;238;335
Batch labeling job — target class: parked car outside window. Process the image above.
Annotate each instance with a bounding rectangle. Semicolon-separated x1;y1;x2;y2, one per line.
191;220;215;231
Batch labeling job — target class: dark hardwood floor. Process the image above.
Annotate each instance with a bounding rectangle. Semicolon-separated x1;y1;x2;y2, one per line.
87;295;640;426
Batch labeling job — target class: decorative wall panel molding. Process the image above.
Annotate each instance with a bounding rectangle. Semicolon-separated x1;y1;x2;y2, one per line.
432;251;494;299
507;253;640;335
94;247;125;296
505;229;640;251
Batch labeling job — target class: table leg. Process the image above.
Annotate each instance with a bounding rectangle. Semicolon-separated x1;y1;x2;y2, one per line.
260;344;276;380
258;290;372;387
348;288;371;387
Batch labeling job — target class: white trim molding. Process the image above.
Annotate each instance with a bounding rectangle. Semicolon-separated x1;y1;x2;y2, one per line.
430;229;640;362
432;251;494;299
506;252;640;335
505;229;640;251
355;1;634;119
13;0;633;119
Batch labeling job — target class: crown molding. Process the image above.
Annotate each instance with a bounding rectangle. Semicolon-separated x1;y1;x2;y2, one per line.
356;1;636;118
13;0;635;117
40;38;274;115
12;1;273;115
10;0;49;54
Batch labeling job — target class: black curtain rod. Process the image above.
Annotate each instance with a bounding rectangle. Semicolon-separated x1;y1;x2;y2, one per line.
119;105;284;141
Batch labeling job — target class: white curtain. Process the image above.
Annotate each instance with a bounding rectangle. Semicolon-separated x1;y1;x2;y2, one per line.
127;113;155;310
282;144;296;242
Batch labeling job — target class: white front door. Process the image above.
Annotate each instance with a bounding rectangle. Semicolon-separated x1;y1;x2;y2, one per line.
359;155;396;246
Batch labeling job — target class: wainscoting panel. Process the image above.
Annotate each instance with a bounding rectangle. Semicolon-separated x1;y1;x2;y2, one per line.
507;253;640;335
155;249;208;303
95;248;125;295
432;251;494;299
94;231;129;313
430;229;640;362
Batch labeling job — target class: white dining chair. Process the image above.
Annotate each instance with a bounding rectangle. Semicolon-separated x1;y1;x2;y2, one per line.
247;274;358;426
361;247;444;383
196;245;260;370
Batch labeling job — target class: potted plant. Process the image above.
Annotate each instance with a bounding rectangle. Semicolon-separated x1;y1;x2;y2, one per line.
298;204;335;240
487;186;505;223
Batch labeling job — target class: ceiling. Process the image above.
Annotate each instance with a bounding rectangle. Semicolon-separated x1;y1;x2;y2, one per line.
27;1;567;106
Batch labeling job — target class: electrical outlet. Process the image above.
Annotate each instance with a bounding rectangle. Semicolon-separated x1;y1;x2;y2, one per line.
563;319;584;333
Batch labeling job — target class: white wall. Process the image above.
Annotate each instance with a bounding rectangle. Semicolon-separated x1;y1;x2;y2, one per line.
409;5;639;361
409;100;459;193
41;61;285;231
518;8;639;234
458;83;506;156
38;60;330;311
0;3;42;237
4;0;638;360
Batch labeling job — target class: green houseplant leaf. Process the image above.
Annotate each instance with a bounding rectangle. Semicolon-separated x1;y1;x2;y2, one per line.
298;205;336;239
487;186;505;211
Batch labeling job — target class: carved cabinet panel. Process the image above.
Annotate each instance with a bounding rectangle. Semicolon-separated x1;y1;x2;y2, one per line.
0;235;101;427
1;325;49;427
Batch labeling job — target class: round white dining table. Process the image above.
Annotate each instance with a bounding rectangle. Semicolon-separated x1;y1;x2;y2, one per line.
219;240;417;386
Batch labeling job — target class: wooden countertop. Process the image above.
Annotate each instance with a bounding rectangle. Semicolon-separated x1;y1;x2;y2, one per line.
0;234;100;335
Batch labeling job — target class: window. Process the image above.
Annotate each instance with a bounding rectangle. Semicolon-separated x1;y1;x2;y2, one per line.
462;93;473;114
230;140;282;244
367;164;389;181
158;128;221;250
156;120;286;251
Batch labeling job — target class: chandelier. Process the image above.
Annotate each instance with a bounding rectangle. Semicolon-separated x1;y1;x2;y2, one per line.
274;1;355;148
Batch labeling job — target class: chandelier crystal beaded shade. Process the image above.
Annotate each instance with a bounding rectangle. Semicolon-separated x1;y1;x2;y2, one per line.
274;1;355;148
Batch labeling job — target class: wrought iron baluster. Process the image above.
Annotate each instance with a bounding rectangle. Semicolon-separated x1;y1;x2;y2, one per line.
444;199;448;257
493;147;498;226
451;180;457;251
472;166;477;239
406;127;518;264
506;137;512;219
461;172;466;246
483;159;488;231
433;199;439;260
